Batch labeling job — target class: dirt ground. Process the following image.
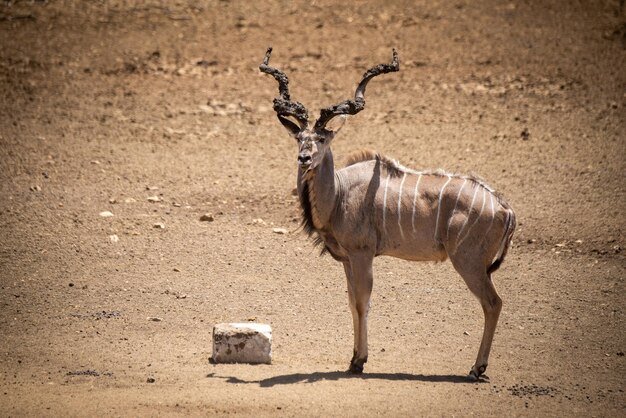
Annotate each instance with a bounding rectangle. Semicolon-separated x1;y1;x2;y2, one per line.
0;0;625;416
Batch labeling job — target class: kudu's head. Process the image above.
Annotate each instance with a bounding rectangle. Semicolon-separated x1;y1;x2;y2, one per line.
260;47;399;172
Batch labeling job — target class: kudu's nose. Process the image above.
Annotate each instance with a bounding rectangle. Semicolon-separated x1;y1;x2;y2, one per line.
298;154;312;166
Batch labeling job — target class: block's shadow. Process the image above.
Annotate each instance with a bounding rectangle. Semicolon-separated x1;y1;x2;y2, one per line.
207;370;485;387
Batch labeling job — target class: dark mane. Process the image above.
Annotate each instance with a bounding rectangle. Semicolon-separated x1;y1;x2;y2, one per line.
298;180;325;250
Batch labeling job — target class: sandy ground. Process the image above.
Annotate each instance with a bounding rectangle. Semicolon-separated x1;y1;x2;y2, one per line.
1;0;625;416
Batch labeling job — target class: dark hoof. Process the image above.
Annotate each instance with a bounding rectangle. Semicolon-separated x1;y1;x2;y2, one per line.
468;364;488;381
348;354;367;374
348;363;364;374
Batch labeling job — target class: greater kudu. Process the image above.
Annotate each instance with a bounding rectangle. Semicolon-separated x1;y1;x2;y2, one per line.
260;48;516;380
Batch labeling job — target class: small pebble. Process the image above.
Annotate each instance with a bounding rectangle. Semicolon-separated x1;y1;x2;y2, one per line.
521;128;530;140
200;213;214;222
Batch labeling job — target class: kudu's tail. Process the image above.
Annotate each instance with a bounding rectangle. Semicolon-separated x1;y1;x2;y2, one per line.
487;206;516;275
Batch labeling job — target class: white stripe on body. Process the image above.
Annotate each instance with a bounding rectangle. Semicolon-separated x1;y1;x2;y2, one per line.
411;174;422;233
397;173;407;240
447;178;468;240
456;184;480;242
382;174;391;235
456;187;487;249
483;193;496;240
495;209;512;259
433;175;453;242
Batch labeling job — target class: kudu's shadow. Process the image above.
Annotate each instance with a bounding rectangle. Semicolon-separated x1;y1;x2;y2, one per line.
206;370;485;388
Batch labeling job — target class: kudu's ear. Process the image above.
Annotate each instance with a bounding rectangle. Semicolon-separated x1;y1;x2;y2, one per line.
322;114;346;136
277;115;302;136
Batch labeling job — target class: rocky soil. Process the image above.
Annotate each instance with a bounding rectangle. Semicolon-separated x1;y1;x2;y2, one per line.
1;1;625;416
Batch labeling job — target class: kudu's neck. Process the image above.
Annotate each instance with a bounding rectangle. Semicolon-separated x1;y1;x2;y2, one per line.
297;149;338;231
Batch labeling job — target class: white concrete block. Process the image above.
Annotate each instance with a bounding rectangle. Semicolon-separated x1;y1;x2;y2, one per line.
212;323;272;364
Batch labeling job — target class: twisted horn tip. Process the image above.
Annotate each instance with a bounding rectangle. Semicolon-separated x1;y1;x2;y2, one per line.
391;48;399;69
262;47;273;67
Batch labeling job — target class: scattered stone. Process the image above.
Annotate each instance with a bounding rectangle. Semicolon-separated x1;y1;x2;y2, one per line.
527;239;536;244
508;383;558;398
94;311;121;319
173;267;180;272
153;222;165;229
124;197;137;204
198;104;213;114
109;198;117;204
196;59;218;67
165;289;186;299
30;185;41;192
212;323;272;364
273;228;289;234
99;211;114;217
147;195;161;203
109;234;119;243
521;127;530;140
200;213;215;222
463;331;470;336
67;370;100;377
146;377;156;383
148;317;162;322
251;218;266;226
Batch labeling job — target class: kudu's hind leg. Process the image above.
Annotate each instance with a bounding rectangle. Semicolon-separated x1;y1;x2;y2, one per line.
344;253;374;373
453;264;503;380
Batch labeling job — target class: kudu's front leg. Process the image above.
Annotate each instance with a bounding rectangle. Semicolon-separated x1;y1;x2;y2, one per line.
344;253;374;374
343;262;359;366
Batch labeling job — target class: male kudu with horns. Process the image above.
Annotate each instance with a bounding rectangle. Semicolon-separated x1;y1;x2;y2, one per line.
260;48;516;380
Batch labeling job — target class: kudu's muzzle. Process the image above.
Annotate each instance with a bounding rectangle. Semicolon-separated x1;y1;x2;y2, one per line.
298;152;312;168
